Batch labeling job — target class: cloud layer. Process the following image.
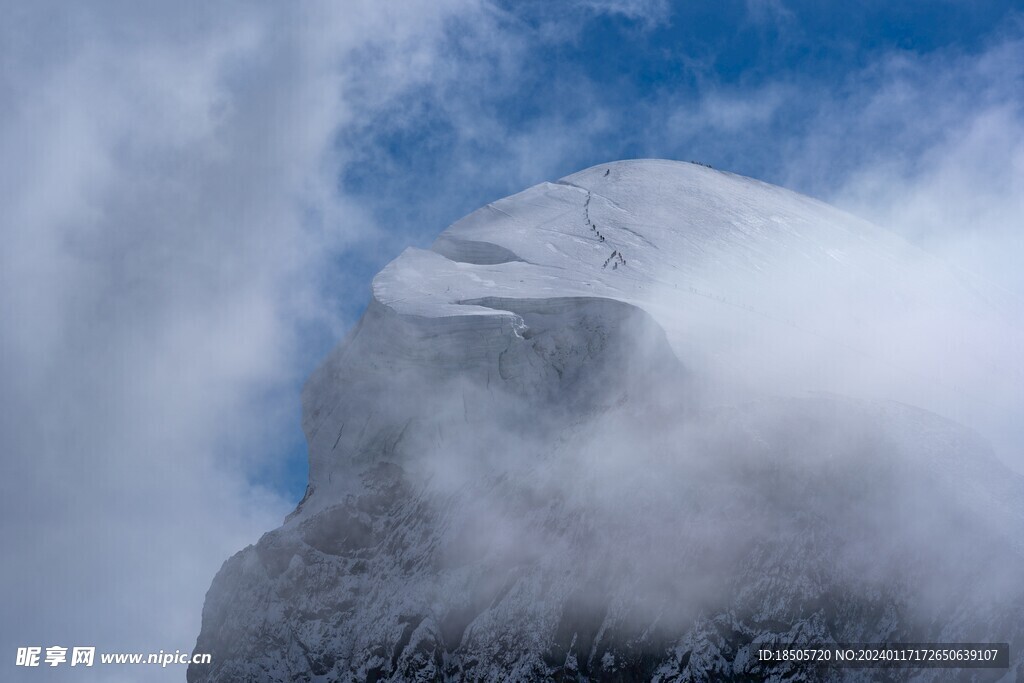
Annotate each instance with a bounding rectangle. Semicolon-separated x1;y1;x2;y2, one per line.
0;1;497;680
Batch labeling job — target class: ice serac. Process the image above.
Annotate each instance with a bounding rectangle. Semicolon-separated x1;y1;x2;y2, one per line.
191;160;1024;682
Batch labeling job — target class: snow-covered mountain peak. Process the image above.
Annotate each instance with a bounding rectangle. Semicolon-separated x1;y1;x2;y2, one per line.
320;158;1020;500
379;159;900;322
192;161;1024;683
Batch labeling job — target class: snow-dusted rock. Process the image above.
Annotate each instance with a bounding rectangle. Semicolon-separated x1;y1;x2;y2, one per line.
191;160;1024;682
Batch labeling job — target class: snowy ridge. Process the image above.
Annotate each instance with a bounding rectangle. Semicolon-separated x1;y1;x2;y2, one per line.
191;160;1024;682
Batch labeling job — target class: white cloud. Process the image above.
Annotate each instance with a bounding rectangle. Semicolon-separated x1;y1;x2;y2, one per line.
830;94;1024;295
667;83;791;134
577;0;670;25
778;31;1024;471
0;2;502;680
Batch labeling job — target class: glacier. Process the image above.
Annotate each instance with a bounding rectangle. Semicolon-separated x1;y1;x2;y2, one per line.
190;160;1024;682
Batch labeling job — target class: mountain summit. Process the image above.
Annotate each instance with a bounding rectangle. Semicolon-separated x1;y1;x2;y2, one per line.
191;160;1023;682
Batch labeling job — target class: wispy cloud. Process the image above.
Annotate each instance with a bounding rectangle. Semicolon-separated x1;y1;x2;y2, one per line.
666;83;792;134
576;0;670;26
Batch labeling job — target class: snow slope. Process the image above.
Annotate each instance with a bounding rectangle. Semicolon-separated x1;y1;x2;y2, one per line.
191;160;1024;682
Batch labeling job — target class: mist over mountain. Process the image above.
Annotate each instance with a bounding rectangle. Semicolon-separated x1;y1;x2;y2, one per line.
190;160;1023;682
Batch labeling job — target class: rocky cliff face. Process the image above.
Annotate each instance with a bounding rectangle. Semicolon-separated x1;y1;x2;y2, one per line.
190;160;1024;682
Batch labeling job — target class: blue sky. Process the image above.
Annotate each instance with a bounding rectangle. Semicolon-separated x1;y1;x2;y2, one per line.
334;1;1022;286
2;2;1022;680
